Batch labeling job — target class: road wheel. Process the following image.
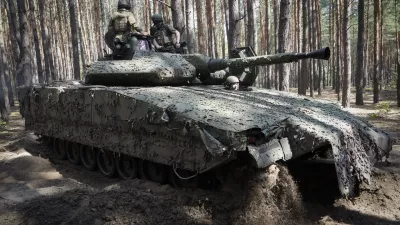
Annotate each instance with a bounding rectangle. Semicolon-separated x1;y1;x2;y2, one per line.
97;149;117;178
139;160;168;184
116;154;138;180
53;138;67;160
66;142;81;165
80;145;97;170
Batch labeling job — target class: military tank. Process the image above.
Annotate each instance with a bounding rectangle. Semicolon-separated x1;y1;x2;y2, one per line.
18;41;392;196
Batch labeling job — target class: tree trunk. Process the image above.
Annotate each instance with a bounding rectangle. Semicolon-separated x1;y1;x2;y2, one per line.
28;0;44;83
228;0;240;56
273;0;279;89
355;0;365;105
185;0;194;53
223;0;230;57
206;0;215;57
0;2;10;122
69;0;81;80
342;0;351;108
246;0;255;48
3;2;16;106
278;0;291;91
364;0;370;88
373;0;380;103
299;0;308;95
396;0;400;107
195;0;205;54
335;0;341;101
5;1;20;94
39;0;57;82
153;0;159;14
316;0;322;93
17;0;32;86
266;0;271;89
308;0;313;97
379;0;383;90
213;0;218;58
296;0;301;91
171;0;184;33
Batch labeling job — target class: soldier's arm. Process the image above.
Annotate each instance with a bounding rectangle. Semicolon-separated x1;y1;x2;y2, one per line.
150;27;161;49
127;13;147;35
168;25;180;45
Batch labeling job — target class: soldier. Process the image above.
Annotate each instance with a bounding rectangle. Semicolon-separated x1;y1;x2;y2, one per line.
224;76;240;90
150;14;181;53
104;0;147;55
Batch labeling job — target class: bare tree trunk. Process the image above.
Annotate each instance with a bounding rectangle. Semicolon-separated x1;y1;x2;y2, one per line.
308;0;313;97
355;0;365;105
311;0;317;92
5;1;20;92
246;0;255;48
299;0;308;95
28;0;44;83
379;0;383;90
0;2;10;122
223;0;230;57
266;0;271;89
316;0;322;93
373;0;380;103
154;0;159;13
336;0;341;101
213;0;218;58
185;0;194;53
395;0;400;107
195;0;205;54
4;2;16;106
69;0;81;80
364;0;370;88
278;0;291;91
17;0;32;86
206;0;215;57
273;0;279;89
342;0;351;108
172;0;184;32
228;0;240;56
39;0;57;82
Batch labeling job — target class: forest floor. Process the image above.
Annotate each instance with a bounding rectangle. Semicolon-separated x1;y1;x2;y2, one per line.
0;88;399;225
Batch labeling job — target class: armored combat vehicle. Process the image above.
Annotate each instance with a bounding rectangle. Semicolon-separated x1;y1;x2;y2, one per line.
18;43;392;196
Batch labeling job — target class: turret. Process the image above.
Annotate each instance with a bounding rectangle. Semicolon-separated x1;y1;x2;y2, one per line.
84;47;330;87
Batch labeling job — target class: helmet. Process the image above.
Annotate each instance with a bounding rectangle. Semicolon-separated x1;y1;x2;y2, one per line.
224;76;240;90
151;14;163;22
118;0;131;10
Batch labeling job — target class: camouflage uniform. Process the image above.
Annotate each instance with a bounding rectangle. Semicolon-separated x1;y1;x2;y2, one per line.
150;24;177;53
150;14;180;53
105;8;143;54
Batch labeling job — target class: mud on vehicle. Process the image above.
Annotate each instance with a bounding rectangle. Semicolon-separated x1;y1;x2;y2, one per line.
17;46;392;196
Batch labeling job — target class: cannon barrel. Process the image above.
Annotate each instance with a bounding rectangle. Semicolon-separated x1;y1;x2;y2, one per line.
207;47;330;73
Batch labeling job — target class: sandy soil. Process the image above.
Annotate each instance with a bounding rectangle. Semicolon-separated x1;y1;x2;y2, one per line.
0;89;399;225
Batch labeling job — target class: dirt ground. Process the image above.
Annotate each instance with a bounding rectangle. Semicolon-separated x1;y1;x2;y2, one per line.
0;88;399;225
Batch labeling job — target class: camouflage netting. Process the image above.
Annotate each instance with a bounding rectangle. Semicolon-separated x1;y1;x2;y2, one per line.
112;85;391;195
19;82;392;196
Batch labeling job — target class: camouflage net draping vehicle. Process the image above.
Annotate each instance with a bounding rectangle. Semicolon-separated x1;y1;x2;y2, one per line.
18;40;392;196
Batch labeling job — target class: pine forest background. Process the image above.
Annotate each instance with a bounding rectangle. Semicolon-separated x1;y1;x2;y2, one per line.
0;0;399;122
